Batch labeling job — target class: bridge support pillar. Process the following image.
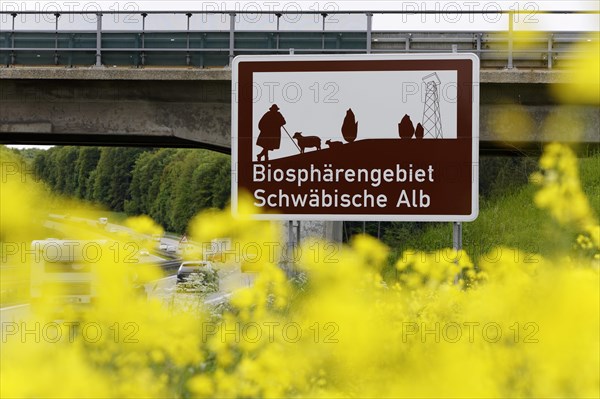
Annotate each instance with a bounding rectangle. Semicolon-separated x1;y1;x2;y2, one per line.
324;221;343;243
281;220;343;265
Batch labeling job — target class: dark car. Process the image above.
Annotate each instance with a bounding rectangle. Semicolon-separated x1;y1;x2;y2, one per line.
176;261;210;281
176;261;219;293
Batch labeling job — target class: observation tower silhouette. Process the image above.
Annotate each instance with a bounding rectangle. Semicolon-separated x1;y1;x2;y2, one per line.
421;72;443;138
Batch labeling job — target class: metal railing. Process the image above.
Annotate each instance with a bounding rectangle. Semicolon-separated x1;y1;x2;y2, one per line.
0;10;597;69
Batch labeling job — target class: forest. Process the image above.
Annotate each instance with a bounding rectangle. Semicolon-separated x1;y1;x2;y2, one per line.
31;147;231;233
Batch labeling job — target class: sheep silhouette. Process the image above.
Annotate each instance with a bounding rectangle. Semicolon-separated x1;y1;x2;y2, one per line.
293;132;321;154
325;139;343;149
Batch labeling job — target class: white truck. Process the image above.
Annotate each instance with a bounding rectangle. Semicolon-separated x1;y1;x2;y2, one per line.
30;239;103;306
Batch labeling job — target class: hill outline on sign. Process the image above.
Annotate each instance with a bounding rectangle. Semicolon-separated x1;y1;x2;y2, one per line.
253;138;470;169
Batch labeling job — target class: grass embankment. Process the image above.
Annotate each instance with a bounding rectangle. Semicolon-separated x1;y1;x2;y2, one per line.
382;153;600;280
99;211;129;224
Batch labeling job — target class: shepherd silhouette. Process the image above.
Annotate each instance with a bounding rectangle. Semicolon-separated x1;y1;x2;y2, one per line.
256;104;286;162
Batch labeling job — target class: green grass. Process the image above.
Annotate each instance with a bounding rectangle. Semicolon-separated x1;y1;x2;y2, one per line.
100;211;129;224
382;153;600;280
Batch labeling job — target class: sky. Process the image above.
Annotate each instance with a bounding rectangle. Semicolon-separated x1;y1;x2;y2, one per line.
1;1;598;31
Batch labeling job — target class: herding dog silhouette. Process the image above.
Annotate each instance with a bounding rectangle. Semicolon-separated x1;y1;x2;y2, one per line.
293;132;321;154
325;139;343;149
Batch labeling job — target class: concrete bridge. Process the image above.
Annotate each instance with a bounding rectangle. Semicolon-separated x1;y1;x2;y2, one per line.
0;10;598;152
1;67;597;152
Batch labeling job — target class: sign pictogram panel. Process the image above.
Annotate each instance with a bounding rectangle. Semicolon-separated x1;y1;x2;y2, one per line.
232;54;479;221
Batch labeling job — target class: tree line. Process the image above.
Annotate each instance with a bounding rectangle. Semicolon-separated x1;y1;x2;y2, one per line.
33;147;231;233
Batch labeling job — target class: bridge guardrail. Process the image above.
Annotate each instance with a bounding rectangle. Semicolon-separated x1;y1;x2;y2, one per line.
0;10;598;69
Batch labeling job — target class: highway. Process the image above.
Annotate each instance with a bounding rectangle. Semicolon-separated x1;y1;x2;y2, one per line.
47;214;181;263
0;263;253;323
0;215;255;323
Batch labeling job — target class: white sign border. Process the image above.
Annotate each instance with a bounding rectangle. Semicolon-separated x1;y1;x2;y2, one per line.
232;53;479;222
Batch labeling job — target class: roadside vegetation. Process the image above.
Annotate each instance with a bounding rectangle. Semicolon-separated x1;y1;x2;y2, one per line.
30;147;230;233
378;151;600;281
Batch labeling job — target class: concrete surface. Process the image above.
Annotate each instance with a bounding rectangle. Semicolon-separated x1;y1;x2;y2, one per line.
0;66;572;84
1;67;597;150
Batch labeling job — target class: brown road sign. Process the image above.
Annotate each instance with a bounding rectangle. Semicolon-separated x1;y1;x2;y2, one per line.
232;54;479;221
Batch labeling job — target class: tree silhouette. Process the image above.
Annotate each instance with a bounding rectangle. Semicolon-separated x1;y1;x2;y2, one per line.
415;123;424;139
341;108;358;143
398;114;415;139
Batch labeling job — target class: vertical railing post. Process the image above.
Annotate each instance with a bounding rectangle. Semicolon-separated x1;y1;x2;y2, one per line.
68;33;74;67
547;33;554;69
186;13;192;66
276;13;281;50
321;13;327;51
507;11;514;69
366;12;373;54
95;12;102;67
141;13;147;66
54;13;60;65
10;13;17;65
200;33;205;68
405;33;411;52
228;13;236;65
476;32;482;60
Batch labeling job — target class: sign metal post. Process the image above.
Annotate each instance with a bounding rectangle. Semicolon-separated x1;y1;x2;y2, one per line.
453;222;462;251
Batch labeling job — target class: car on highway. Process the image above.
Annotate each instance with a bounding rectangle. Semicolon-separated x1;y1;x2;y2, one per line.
30;239;108;307
176;261;219;293
177;261;213;281
158;243;168;251
166;245;177;253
